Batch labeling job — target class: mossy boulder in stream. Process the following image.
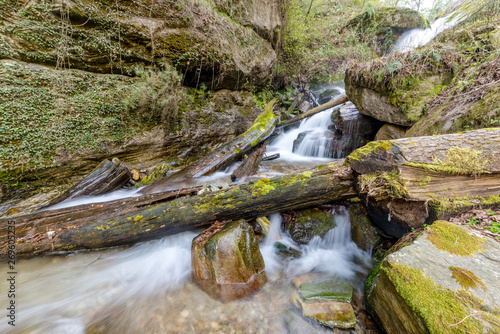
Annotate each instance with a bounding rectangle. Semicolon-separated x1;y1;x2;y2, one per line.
366;221;500;333
349;203;383;252
192;220;266;302
287;208;337;244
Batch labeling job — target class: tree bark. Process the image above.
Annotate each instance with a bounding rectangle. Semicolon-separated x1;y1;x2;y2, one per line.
0;165;355;259
279;95;348;127
346;128;500;237
231;143;267;181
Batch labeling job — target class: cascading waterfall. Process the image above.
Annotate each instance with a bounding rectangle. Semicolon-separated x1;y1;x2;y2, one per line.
266;87;346;161
392;12;463;52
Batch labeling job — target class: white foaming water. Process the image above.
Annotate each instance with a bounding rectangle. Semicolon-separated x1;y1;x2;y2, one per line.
267;87;345;161
393;12;463;52
45;187;144;210
286;207;372;280
0;232;195;334
260;209;371;282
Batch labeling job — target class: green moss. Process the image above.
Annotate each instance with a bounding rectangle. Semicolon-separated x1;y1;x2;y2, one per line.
345;140;392;164
359;170;408;198
426;221;485;256
428;194;500;216
136;164;170;187
382;261;500;334
407;147;490;178
449;266;486;290
251;179;276;196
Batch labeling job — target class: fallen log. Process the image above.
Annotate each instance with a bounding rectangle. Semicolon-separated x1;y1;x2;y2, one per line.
141;99;277;195
278;95;349;127
0;165;356;259
41;159;131;208
231;142;267;181
345;128;500;237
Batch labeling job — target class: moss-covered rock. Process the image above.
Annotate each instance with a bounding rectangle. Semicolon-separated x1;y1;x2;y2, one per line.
366;221;500;333
345;4;500;136
346;6;429;53
0;0;277;89
287;208;337;244
191;219;266;302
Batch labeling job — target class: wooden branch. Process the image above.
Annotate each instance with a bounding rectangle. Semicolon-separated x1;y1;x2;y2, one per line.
279;95;348;127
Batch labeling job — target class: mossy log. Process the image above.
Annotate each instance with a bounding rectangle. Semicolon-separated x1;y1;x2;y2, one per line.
278;95;349;127
345;128;500;237
0;165;355;259
141;99;277;194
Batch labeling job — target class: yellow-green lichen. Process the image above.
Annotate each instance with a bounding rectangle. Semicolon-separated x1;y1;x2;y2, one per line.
345;140;392;164
134;215;144;222
251;179;276;197
406;147;491;178
426;221;485;256
449;266;486;291
382;261;500;334
428;194;500;216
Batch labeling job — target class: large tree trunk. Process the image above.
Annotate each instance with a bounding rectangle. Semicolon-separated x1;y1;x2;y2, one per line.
0;164;355;259
346;128;500;238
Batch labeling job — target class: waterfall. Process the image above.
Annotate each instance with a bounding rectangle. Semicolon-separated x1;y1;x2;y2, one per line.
393;12;463;52
266;87;345;161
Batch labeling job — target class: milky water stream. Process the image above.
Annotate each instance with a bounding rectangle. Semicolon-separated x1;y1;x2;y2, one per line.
392;12;463;52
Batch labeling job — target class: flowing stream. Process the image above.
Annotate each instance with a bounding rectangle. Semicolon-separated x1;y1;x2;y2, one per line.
392;12;463;52
1;82;376;333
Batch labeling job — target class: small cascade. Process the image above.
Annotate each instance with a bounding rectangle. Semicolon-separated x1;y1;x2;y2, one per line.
267;90;377;161
286;207;371;280
393;12;463;52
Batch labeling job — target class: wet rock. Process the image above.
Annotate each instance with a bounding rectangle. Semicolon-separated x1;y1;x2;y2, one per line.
366;221;500;334
287;208;337;244
274;242;301;258
299;279;353;303
348;204;383;252
292;290;357;329
318;88;342;105
374;124;407;141
192;220;266;302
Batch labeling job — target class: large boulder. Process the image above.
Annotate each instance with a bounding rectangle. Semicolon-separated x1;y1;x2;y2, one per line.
192;220;266;302
345;4;500;136
366;221;500;333
211;0;281;47
0;0;276;89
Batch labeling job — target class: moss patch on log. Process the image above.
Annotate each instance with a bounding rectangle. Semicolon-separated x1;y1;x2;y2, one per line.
344;140;392;164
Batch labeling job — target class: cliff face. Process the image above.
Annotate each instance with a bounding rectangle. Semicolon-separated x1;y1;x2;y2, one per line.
0;0;278;89
0;0;282;214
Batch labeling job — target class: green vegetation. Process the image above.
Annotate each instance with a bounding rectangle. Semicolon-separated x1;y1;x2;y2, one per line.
428;194;500;216
345;140;392;163
0;61;181;172
383;261;500;334
359;170;409;198
407;146;491;178
277;0;382;84
426;221;485;256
